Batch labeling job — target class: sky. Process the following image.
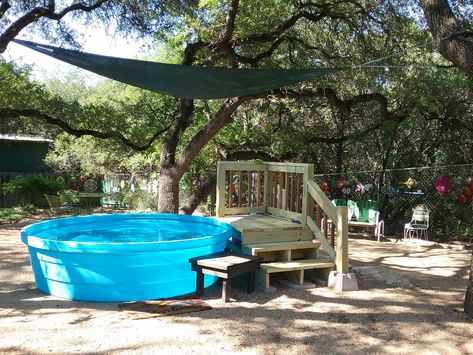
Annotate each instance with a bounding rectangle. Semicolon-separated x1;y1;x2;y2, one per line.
3;24;151;83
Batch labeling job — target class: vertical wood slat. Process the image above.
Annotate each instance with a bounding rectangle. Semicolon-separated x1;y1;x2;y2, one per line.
307;194;314;222
216;162;227;216
238;171;242;207
248;171;252;207
228;170;233;208
291;174;294;211
296;174;301;212
323;214;328;239
257;170;261;206
331;222;335;247
289;174;293;212
277;172;282;209
272;172;277;207
284;172;289;211
263;167;269;211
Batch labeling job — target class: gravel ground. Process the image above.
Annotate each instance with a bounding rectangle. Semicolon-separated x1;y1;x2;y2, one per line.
1;220;472;355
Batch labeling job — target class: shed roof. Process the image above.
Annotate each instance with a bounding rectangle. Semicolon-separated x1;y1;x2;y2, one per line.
0;134;53;143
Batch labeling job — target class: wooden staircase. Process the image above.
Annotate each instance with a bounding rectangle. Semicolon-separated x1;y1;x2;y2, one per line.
219;215;335;291
243;226;334;290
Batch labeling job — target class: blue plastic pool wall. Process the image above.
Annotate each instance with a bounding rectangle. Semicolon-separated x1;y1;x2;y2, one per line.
21;214;234;302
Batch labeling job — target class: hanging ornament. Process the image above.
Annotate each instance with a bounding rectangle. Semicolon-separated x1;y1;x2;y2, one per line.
355;182;373;193
463;187;472;199
434;176;452;197
330;180;338;189
387;186;397;198
342;187;351;195
355;182;364;193
337;180;344;189
321;181;329;192
456;180;473;205
457;193;468;205
404;177;417;189
84;179;97;192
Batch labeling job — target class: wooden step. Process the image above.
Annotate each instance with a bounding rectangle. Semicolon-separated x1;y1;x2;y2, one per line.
243;240;320;254
260;259;334;273
256;259;334;289
240;228;313;244
242;240;320;262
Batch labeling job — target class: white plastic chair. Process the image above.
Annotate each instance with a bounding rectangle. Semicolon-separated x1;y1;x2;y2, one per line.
404;205;430;242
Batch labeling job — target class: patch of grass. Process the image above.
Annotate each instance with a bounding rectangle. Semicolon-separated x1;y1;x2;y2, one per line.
0;205;38;224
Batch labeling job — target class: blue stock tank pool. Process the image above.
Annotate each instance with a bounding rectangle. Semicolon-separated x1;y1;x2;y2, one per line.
20;213;236;302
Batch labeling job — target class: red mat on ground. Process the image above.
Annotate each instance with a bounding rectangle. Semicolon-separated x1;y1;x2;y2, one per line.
119;297;212;319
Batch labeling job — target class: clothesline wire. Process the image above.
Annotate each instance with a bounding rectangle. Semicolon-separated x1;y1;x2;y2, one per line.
314;163;473;177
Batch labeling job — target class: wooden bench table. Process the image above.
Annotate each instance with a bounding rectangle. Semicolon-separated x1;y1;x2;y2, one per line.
189;251;263;302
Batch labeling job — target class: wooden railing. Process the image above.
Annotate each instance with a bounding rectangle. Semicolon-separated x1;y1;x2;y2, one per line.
216;161;348;274
216;161;267;217
216;161;313;223
307;180;348;274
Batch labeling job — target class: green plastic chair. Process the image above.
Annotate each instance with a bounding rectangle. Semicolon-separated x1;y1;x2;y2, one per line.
356;200;379;223
352;200;384;242
332;199;359;221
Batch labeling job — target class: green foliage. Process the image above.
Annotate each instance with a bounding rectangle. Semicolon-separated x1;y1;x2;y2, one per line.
0;206;37;224
2;0;473;226
2;176;65;197
1;1;197;51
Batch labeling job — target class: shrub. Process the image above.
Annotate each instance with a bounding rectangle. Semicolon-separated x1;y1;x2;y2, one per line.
1;176;66;207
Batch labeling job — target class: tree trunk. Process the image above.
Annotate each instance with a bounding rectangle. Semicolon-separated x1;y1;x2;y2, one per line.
465;250;473;318
419;0;473;319
157;166;180;214
157;99;194;213
419;0;473;79
179;174;217;215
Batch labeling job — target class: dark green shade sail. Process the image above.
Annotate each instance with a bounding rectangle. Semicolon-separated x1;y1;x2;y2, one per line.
13;39;340;99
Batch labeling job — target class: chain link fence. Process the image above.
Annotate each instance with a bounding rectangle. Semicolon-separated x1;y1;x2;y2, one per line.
314;164;473;240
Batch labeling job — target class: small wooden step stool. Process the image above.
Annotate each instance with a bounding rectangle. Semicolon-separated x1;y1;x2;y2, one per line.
189;251;263;302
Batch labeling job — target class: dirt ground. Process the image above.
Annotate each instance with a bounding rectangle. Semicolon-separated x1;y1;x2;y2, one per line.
1;219;472;355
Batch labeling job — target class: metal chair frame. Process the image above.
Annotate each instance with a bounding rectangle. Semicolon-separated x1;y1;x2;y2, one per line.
404;205;430;242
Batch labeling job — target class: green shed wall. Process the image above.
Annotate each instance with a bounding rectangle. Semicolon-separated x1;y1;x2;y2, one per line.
0;140;50;173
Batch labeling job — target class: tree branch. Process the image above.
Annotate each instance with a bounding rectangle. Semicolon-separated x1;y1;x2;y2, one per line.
303;122;382;144
176;96;248;172
278;88;406;122
0;108;169;151
219;0;239;67
0;0;109;53
160;99;194;169
0;1;11;20
179;174;216;215
236;38;285;67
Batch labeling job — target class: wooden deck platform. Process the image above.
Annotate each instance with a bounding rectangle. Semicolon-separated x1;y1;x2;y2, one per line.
215;214;305;233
